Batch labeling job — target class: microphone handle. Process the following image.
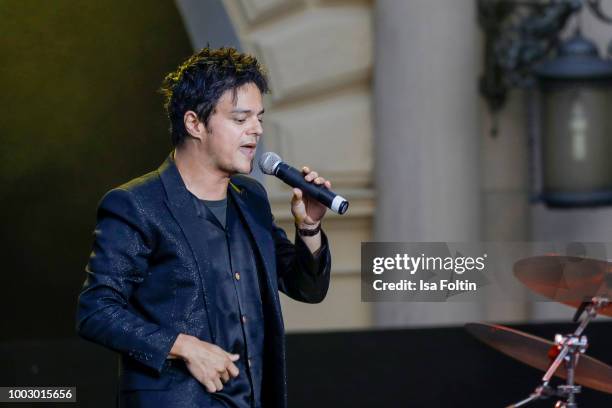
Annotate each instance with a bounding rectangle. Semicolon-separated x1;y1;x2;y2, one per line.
275;163;348;214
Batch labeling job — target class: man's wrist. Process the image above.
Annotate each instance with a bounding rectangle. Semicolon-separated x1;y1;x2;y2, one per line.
169;333;194;361
295;221;321;237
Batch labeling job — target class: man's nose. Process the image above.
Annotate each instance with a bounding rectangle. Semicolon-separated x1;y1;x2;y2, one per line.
249;117;263;136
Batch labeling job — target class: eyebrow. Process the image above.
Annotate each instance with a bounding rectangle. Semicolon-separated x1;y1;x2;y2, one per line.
231;108;265;115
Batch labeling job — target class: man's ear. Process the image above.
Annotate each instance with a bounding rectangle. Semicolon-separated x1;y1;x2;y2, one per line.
183;110;206;141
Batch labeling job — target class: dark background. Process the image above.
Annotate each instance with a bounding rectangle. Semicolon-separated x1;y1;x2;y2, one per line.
0;1;192;341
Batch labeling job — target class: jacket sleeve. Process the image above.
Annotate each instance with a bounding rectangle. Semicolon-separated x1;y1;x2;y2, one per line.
247;178;332;303
272;221;332;304
75;188;179;374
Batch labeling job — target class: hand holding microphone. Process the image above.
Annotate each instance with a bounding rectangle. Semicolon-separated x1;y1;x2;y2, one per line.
290;165;331;228
259;152;348;252
259;152;349;217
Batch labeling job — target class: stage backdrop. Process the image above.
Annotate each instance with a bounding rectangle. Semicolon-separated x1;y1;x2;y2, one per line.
0;1;192;341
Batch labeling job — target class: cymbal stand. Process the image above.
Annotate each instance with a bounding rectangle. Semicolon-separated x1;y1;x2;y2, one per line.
506;297;609;408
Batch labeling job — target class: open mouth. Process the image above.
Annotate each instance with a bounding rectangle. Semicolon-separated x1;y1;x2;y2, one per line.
239;143;257;158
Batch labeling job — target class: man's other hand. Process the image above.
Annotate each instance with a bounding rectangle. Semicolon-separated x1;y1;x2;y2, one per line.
169;333;239;393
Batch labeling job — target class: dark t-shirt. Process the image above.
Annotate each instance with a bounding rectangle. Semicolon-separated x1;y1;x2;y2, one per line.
202;197;227;229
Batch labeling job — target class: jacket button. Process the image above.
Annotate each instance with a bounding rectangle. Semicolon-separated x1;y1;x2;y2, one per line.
241;315;247;324
234;272;241;281
248;358;252;368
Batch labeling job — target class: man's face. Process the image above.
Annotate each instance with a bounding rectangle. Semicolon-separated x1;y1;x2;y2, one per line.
203;82;264;176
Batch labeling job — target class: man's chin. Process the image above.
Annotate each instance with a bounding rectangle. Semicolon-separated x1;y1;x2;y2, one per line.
234;162;254;175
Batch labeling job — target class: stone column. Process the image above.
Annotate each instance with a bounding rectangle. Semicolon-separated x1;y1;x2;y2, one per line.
374;0;484;326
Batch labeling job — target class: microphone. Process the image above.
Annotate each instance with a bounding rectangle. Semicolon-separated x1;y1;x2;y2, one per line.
259;152;349;215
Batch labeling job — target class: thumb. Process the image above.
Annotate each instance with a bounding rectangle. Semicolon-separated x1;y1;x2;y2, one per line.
228;353;240;361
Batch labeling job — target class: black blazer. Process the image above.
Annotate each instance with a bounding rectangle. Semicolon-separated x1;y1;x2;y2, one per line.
76;154;331;407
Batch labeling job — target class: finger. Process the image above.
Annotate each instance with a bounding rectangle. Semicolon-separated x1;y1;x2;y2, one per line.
324;180;331;189
291;188;303;203
305;171;318;182
227;362;240;378
314;176;325;185
302;166;310;174
227;353;240;362
214;377;223;392
220;370;230;383
204;380;217;393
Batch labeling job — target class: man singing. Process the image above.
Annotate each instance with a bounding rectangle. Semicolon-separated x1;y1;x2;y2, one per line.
76;47;332;408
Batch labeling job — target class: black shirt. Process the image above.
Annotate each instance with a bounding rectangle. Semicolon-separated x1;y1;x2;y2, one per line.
190;192;265;408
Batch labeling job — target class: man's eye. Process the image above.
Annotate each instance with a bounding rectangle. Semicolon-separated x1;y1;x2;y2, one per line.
258;118;264;124
234;118;246;124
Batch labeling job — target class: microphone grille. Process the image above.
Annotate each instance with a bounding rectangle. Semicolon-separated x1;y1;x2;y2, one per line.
259;152;282;175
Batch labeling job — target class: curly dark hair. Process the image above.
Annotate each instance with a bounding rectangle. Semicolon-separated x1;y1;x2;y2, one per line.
160;47;269;147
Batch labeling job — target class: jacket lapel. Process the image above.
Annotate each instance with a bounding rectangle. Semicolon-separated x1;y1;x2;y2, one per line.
228;182;282;311
157;154;216;342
